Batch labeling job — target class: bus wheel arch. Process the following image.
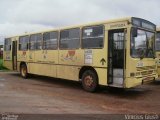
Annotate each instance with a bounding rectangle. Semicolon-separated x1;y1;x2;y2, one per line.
79;66;99;92
20;62;28;79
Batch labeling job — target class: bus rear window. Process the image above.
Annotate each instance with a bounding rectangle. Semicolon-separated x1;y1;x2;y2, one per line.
82;25;104;49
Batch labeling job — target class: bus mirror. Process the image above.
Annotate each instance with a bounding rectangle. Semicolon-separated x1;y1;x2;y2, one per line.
132;28;138;37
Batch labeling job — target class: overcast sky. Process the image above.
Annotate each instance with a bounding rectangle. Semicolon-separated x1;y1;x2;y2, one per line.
0;0;160;44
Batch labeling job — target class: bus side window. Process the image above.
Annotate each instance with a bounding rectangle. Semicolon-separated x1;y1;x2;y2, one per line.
60;28;80;49
19;36;29;51
4;38;11;51
156;32;160;51
29;34;42;50
43;31;58;50
36;34;43;50
82;25;104;49
29;35;36;50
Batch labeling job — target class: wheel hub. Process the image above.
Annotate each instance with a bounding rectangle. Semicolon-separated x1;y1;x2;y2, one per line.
84;76;94;87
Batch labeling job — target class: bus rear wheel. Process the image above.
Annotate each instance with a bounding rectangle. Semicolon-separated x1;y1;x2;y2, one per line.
82;70;98;92
20;64;28;79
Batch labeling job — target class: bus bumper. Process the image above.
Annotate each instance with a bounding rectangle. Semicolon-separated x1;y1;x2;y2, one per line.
125;74;158;88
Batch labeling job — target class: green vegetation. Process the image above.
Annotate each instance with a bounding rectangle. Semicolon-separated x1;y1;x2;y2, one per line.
0;59;7;70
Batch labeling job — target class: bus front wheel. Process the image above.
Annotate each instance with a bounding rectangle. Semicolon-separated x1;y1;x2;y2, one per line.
82;70;98;92
20;64;28;79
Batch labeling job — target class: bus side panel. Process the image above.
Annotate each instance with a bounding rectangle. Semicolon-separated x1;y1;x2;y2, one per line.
28;63;40;75
58;49;84;80
27;50;36;74
42;50;58;77
57;65;79;81
17;49;29;72
28;51;35;63
3;51;13;70
27;50;58;77
17;49;32;72
3;60;13;70
28;63;56;77
34;51;42;63
94;68;107;86
17;51;28;64
92;49;107;68
59;50;84;66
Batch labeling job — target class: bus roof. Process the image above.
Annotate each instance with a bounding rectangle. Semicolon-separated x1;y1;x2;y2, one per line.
5;17;155;39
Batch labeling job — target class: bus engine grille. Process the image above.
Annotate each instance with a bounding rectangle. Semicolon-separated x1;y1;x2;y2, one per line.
137;66;156;71
136;66;156;76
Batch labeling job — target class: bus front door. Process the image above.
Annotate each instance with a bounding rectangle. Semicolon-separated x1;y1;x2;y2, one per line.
12;41;17;70
108;29;126;87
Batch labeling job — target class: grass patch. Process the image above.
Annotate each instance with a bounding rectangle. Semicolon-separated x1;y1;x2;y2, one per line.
0;59;8;70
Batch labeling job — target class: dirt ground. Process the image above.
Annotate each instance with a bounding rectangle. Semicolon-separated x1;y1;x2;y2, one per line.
0;72;160;114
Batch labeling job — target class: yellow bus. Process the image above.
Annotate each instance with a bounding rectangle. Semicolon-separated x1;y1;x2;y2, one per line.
3;17;158;92
156;27;160;77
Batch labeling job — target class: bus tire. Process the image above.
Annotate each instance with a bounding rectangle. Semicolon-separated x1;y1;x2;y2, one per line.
20;64;28;79
82;70;98;92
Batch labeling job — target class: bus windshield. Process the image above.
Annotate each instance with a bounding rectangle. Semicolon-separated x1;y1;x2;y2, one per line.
156;32;160;51
131;28;155;58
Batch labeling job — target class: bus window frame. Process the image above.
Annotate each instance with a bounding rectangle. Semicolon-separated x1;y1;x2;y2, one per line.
29;33;43;51
81;25;105;49
130;27;156;58
43;31;58;50
19;35;29;51
4;38;12;51
156;31;160;51
59;28;81;50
